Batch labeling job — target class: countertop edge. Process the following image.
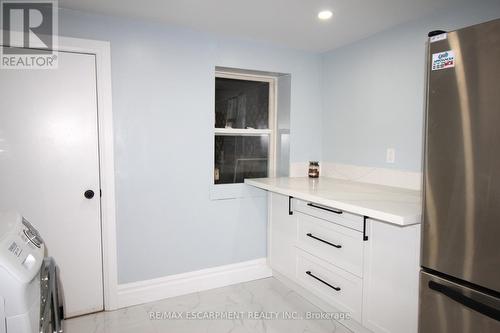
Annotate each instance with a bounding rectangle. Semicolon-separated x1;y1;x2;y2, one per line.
245;179;421;227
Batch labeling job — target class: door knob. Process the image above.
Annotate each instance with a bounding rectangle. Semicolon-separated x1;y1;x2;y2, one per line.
84;190;95;199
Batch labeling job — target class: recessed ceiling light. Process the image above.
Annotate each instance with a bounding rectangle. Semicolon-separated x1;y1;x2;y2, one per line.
318;10;333;20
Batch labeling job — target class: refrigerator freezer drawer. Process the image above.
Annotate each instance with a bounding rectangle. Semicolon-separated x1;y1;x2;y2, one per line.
419;271;500;333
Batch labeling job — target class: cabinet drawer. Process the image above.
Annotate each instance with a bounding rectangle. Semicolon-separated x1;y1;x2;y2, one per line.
297;212;364;277
295;249;363;322
293;199;364;232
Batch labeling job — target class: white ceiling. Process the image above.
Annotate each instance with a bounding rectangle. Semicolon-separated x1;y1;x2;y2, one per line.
60;0;467;52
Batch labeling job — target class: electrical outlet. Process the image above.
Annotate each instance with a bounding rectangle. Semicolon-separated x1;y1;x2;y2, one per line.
386;148;396;163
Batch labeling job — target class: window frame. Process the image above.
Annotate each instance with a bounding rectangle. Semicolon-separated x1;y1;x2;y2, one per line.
213;70;277;188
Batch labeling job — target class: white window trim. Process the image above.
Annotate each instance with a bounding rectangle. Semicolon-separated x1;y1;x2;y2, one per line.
214;128;272;136
211;70;277;199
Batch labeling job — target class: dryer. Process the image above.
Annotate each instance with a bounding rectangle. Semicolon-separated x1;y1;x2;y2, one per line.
0;212;63;333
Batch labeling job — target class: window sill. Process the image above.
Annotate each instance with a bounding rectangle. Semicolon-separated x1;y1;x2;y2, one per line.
210;182;267;200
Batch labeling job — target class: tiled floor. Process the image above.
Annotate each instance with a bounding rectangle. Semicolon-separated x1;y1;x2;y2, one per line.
64;277;352;333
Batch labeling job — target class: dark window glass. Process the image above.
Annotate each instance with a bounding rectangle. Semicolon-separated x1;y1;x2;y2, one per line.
215;78;269;129
214;135;269;184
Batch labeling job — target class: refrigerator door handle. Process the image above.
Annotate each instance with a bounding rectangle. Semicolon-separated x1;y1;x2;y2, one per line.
428;281;500;322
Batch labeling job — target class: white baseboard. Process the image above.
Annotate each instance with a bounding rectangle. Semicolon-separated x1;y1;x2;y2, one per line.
116;258;272;309
290;162;422;190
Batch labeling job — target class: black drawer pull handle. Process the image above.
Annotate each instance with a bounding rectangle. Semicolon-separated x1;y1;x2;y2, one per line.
306;271;341;291
306;233;342;248
428;281;500;322
307;203;342;214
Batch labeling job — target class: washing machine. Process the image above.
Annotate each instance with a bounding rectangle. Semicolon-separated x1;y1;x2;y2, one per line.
0;211;63;333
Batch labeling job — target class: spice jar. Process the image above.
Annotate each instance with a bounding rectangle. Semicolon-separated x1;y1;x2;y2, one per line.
308;161;320;178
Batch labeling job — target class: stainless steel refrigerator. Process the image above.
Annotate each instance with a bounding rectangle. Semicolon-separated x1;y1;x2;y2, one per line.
419;19;500;332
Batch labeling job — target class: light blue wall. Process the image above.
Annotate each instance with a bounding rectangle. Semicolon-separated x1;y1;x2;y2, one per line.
58;9;323;283
321;0;500;172
58;1;500;284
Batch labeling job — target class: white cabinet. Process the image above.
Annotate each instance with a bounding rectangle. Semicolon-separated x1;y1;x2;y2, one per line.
294;199;364;231
268;193;296;277
296;249;363;322
268;192;420;333
362;219;420;333
296;212;364;277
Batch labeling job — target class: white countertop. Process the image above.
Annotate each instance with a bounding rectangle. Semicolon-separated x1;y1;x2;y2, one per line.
245;177;422;226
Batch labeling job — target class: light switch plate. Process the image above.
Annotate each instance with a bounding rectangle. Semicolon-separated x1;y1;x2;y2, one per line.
386;148;396;163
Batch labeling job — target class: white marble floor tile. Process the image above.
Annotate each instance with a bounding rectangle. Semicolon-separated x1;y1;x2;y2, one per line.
64;304;155;333
64;277;352;333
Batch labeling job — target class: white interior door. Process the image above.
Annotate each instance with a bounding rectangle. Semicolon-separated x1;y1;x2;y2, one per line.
0;50;104;317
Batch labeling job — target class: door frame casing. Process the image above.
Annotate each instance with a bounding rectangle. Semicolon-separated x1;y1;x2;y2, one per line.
1;34;119;310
